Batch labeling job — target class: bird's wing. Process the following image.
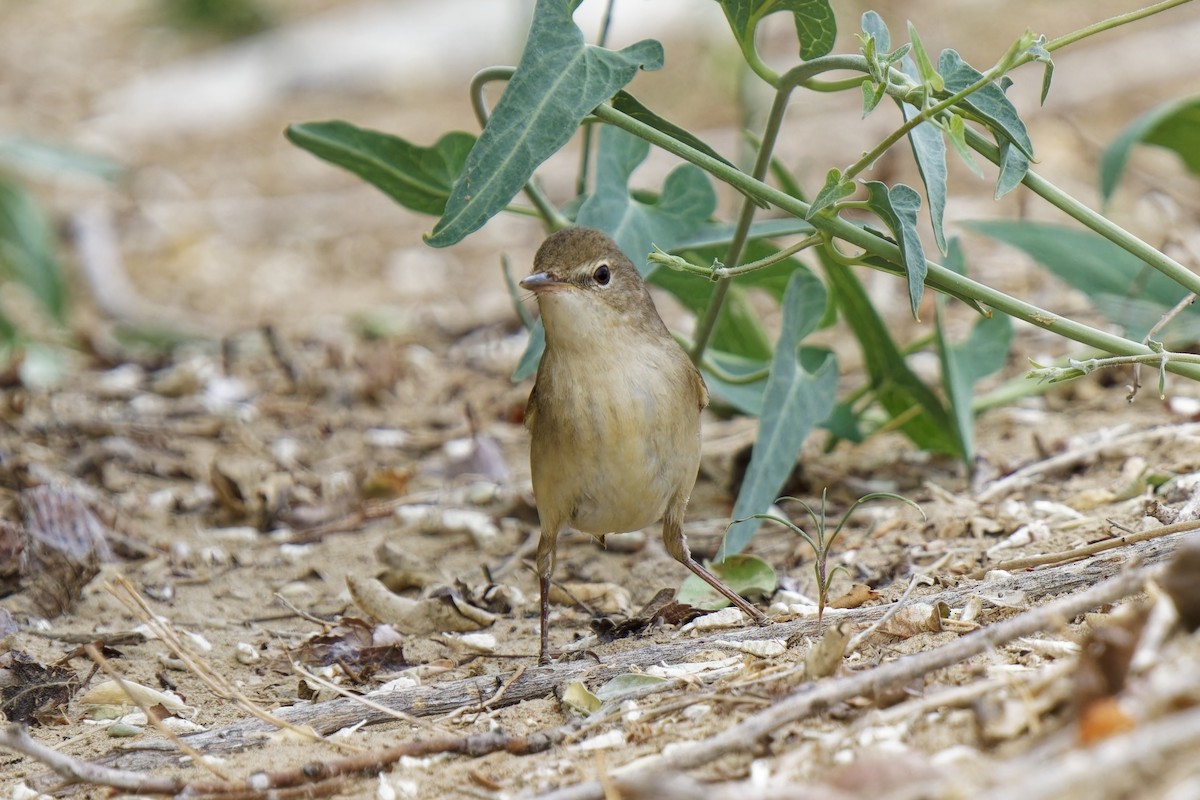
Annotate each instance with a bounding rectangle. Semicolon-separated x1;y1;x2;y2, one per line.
689;363;709;411
524;382;540;431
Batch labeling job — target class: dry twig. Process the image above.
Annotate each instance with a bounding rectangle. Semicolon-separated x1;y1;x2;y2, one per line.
531;560;1160;800
977;422;1200;504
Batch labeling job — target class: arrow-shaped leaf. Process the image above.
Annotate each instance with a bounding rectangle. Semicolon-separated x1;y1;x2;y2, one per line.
285;122;475;216
719;0;837;62
862;181;926;318
427;0;663;246
722;269;838;557
937;49;1033;161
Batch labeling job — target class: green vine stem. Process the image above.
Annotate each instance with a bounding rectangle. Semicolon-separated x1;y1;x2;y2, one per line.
469;67;569;231
575;0;616;198
691;0;1189;359
842;43;1023;181
1029;350;1196;382
689;54;870;363
962;126;1200;298
590;102;1200;383
651;234;824;280
1042;0;1193;52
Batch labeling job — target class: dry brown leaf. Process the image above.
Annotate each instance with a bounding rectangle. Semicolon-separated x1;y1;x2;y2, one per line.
19;485;113;618
346;575;495;634
829;583;879;609
878;602;948;638
806;620;853;678
295;617;408;679
0;650;81;725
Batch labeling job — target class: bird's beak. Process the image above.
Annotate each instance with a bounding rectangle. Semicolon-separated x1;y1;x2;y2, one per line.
520;272;570;293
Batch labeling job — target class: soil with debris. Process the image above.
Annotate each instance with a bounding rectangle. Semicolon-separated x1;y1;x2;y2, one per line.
2;2;1200;799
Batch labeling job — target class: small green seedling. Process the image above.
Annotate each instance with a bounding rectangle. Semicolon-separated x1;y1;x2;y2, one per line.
738;490;923;625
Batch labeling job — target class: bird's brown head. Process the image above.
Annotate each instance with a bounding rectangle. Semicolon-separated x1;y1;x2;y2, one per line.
520;227;667;347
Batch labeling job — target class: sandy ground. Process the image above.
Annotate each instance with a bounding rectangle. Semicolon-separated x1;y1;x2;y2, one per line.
2;1;1200;798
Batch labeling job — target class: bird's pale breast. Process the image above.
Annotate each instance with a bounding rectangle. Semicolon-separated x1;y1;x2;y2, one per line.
530;337;701;537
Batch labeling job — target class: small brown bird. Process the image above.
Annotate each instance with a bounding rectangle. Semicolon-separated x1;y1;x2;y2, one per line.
521;227;770;663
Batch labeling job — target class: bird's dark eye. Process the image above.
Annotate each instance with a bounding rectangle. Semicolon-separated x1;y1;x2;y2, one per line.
593;264;611;285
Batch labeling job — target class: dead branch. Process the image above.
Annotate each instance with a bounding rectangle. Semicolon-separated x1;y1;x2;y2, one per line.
978;704;1200;800
13;528;1192;791
976;422;1200;503
531;553;1165;800
2;722;567;798
976;516;1200;577
0;724;185;794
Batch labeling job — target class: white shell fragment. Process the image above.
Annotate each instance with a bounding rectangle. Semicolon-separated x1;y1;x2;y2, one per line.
393;506;499;548
235;642;261;665
79;680;193;715
645;656;742;679
713;638;788;658
570;729;626;751
680;607;744;633
444;632;498;653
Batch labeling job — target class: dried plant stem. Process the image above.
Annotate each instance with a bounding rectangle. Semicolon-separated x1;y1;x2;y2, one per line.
532;561;1158;800
976;422;1200;503
83;643;231;782
0;724;184;794
977;516;1200;577
106;576;326;745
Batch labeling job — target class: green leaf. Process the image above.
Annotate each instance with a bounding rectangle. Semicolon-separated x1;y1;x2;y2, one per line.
610;91;738;175
723;270;838;556
935;240;1012;467
1099;96;1200;204
286;122;475;216
860;11;890;53
512;321;545;382
907;22;943;93
0;136;123;181
939;310;1012;466
861;79;887;116
897;54;947;255
677;554;778;609
427;0;663;246
823;256;961;455
0;176;68;323
945;114;984;177
963;220;1198;342
900;96;948;255
701;349;770;415
1027;41;1054;105
561;681;602;714
719;0;836;62
808;168;855;218
862;181;926;318
937;50;1034;161
994;139;1029;199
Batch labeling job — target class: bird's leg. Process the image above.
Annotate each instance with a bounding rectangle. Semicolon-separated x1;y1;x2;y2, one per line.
535;529;559;665
538;574;551;664
663;498;771;625
681;556;770;624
